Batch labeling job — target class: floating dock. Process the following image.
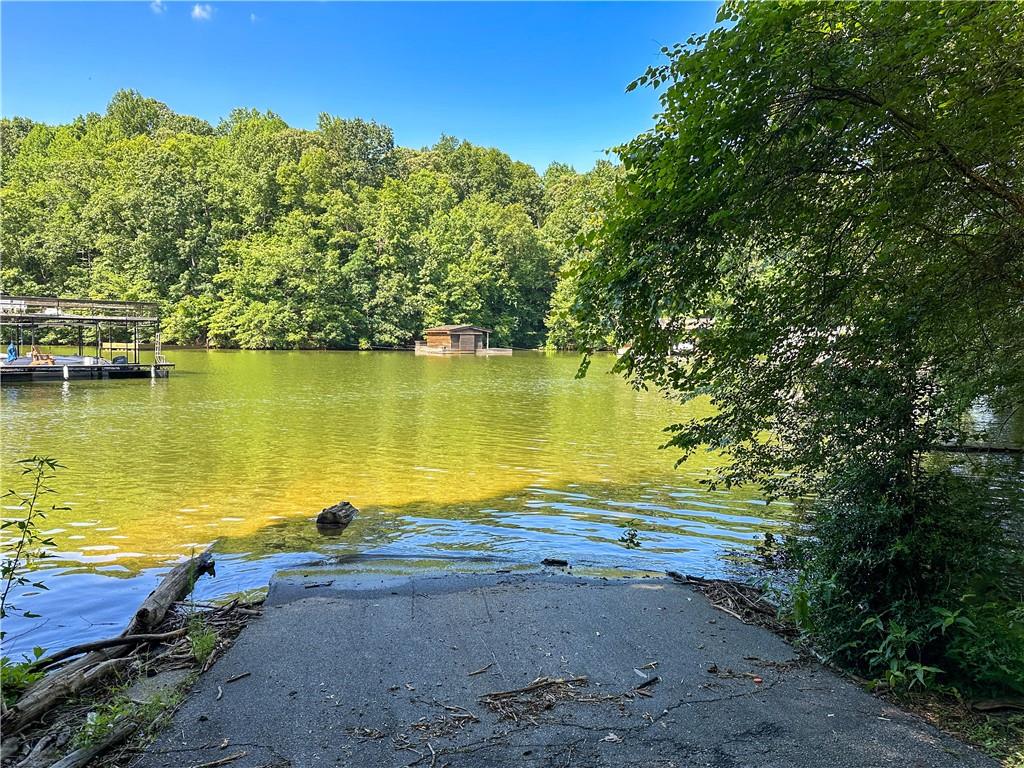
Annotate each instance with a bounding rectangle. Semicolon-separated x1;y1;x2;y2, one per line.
1;295;174;383
1;357;173;382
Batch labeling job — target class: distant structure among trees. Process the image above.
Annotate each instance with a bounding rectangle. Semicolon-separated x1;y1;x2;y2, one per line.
414;324;511;355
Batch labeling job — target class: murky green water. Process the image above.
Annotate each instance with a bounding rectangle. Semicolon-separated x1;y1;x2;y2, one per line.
1;350;795;655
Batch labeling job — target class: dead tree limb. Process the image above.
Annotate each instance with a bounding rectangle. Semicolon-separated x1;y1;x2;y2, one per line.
7;657;131;738
35;628;188;670
12;726;72;768
930;443;1024;455
3;546;215;736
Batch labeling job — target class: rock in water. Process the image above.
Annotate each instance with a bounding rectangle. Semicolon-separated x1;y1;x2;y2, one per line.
316;501;358;528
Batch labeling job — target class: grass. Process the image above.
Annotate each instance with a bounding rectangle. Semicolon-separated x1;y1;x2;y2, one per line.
72;685;188;750
187;615;218;665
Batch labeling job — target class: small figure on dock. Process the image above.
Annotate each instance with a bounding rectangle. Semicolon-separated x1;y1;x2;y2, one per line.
6;341;16;363
28;344;55;365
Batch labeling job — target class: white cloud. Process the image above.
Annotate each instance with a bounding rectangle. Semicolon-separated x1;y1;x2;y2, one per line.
191;3;212;21
250;12;258;23
150;0;165;14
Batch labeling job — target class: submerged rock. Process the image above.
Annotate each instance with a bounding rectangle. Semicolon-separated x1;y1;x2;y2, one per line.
316;501;358;529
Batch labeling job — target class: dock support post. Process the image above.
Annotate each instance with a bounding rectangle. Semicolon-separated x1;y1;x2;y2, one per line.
63;365;69;381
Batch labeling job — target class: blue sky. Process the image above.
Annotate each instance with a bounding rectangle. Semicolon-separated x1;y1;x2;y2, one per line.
1;2;720;171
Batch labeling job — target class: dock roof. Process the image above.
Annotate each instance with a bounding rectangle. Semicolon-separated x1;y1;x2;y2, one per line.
0;295;161;324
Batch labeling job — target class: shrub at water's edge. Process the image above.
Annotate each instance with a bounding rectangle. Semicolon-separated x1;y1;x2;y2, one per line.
574;0;1024;698
789;470;1024;696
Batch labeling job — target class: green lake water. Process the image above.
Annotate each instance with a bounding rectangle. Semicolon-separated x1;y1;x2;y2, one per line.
1;349;795;655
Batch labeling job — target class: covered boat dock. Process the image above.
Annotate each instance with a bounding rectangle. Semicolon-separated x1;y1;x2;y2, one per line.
0;295;174;382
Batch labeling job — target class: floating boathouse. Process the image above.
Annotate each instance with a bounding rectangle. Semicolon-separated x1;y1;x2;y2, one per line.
0;295;174;382
414;324;512;356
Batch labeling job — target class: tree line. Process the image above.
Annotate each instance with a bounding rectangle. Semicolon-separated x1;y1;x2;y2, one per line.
1;90;616;349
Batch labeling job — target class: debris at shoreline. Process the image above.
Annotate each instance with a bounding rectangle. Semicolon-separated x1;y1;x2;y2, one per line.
540;558;569;568
666;571;796;638
315;501;358;532
0;547;263;768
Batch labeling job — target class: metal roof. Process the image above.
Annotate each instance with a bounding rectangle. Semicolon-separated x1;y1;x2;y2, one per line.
1;295;161;315
0;313;160;324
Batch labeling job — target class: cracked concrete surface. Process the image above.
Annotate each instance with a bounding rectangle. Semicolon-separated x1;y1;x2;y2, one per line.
135;567;995;768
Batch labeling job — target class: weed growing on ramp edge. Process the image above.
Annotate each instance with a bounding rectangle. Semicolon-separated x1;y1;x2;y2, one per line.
187;615;218;665
73;686;188;750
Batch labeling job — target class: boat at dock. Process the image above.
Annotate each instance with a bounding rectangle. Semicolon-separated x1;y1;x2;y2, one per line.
1;295;174;382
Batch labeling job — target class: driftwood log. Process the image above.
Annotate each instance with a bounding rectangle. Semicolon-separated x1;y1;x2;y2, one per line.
315;501;358;537
10;725;72;768
131;548;216;633
3;546;215;736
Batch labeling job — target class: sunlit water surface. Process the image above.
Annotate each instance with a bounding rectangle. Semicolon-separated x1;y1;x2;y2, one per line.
1;350;796;656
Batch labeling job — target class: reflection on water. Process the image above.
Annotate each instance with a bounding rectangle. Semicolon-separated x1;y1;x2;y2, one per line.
1;350;796;656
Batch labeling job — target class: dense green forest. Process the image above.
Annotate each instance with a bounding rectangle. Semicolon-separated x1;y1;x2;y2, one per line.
0;91;616;349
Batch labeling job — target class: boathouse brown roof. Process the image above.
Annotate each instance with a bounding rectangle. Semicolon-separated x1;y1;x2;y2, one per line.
423;324;493;334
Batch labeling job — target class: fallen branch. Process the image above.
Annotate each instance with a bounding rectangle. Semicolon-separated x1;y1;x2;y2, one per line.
7;657;131;740
185;751;248;768
635;675;660;691
12;728;72;768
710;603;744;622
972;698;1024;712
35;629;188;670
481;676;588;701
4;546;215;735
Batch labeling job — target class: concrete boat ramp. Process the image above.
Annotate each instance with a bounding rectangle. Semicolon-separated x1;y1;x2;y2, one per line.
137;557;994;768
